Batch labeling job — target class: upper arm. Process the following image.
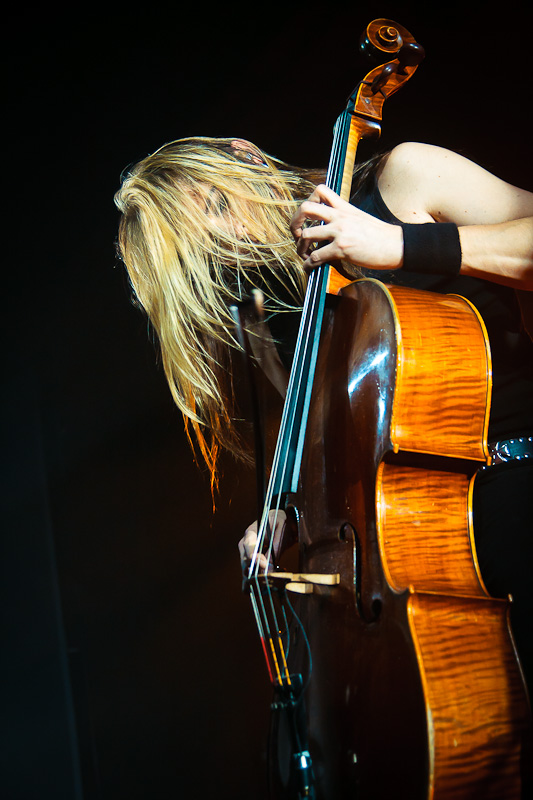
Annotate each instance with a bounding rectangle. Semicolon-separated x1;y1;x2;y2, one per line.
377;142;533;225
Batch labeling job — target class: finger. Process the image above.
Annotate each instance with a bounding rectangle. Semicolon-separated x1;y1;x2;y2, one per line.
295;226;335;259
296;232;319;259
291;202;335;239
297;185;334;209
299;222;334;246
296;222;336;259
306;184;345;208
243;529;270;570
290;184;346;229
302;241;340;270
240;540;268;573
269;508;286;532
270;510;287;557
241;510;287;571
242;530;258;561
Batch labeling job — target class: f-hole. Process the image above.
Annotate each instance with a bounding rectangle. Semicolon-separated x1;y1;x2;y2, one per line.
338;522;382;623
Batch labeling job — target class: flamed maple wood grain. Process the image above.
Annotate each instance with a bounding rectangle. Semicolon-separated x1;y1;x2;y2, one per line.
370;281;529;798
388;286;491;461
408;593;527;799
377;464;483;596
268;279;530;799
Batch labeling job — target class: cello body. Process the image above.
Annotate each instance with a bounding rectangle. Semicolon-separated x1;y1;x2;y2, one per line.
268;279;531;799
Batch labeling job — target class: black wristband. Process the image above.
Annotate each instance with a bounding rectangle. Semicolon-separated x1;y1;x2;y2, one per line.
401;222;462;275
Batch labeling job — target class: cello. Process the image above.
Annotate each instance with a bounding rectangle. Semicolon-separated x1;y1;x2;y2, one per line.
240;19;531;799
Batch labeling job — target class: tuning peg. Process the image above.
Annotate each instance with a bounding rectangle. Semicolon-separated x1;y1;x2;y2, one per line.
370;63;398;94
397;43;425;72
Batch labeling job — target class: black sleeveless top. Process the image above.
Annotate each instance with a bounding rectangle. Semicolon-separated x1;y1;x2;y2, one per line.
268;177;533;441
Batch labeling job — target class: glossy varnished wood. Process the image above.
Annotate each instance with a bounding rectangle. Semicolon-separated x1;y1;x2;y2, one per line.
387;285;491;461
268;279;530;799
377;461;529;798
408;593;527;799
377;464;483;595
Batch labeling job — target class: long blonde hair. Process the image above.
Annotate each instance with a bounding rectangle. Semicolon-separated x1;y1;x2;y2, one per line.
115;136;322;488
115;136;384;489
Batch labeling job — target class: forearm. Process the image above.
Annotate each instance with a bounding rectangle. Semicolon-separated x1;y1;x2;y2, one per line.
291;182;533;289
458;217;533;290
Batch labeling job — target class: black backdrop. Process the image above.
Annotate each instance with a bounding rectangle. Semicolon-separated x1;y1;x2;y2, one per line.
3;2;532;799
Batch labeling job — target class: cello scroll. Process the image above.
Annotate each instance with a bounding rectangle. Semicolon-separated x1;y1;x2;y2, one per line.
329;19;424;293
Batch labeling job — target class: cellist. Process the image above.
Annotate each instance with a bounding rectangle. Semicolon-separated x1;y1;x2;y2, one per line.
114;135;533;693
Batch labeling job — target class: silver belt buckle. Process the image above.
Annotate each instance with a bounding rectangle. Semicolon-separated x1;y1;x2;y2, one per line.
487;436;533;467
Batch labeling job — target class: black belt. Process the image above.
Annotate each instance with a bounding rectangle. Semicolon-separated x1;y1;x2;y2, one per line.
485;436;533;467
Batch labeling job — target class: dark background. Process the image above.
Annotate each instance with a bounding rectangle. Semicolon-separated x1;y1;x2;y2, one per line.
3;2;532;799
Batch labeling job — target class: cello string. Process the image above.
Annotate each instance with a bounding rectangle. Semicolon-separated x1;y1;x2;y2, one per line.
249;267;322;574
255;584;286;685
255;111;347;530
248;111;348;622
250;267;322;573
248;277;318;569
249;588;275;684
250;105;351;578
248;272;325;685
247;107;350;689
250;116;346;569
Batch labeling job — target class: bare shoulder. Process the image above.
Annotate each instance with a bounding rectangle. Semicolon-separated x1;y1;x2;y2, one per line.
378;142;533;225
378;141;443;180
